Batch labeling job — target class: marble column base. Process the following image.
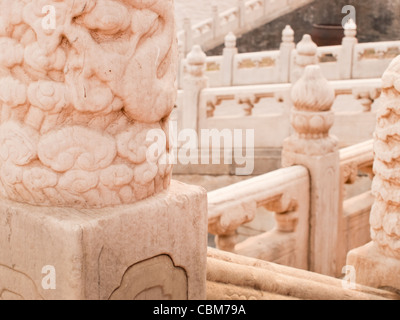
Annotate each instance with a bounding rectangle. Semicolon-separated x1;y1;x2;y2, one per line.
0;180;207;300
347;242;400;294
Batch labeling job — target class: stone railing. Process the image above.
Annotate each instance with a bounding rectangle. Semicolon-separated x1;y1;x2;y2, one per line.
206;58;400;297
207;65;376;277
173;77;382;150
206;52;400;299
208;139;374;276
346;54;400;293
178;22;400;89
336;140;375;273
208;165;310;270
352;41;400;78
177;0;315;55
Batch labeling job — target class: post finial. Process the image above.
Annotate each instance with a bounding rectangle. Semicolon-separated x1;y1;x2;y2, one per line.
286;65;337;155
282;25;294;43
224;32;237;49
296;34;318;57
291;34;318;83
186;45;207;77
292;65;335;112
344;18;357;38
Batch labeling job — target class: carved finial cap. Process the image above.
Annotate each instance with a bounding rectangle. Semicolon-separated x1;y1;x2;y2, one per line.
296;34;317;56
186;45;206;77
187;45;206;65
291;65;335;112
282;25;294;43
224;32;237;48
344;18;357;37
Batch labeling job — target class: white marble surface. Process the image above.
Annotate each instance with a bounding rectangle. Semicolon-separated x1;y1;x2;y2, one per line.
175;0;237;30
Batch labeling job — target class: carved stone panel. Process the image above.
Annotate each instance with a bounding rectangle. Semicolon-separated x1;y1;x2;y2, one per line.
0;265;43;300
109;255;188;300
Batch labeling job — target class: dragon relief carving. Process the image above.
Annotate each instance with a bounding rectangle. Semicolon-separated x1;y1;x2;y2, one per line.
0;0;177;208
371;54;400;258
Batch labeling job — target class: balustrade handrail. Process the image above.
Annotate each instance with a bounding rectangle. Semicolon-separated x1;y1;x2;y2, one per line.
208;165;309;234
208;139;375;234
340;139;374;168
178;14;398;89
200;78;382;94
196;78;382;111
201;83;290;95
178;0;316;54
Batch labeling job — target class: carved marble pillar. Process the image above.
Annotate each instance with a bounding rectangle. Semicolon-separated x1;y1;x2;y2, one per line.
347;55;400;292
282;65;341;276
0;0;207;300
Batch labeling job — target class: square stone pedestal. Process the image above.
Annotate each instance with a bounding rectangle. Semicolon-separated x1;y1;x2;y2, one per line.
0;180;207;300
347;242;400;293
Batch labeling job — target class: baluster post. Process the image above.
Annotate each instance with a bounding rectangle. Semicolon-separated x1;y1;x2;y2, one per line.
283;65;341;276
182;46;209;135
222;32;238;86
339;19;358;80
